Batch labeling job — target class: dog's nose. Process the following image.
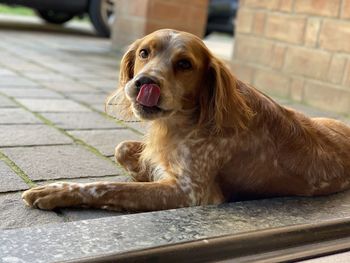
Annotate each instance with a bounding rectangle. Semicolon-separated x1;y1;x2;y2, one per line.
135;76;158;91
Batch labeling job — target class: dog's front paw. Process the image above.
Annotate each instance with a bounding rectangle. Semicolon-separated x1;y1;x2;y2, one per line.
22;183;79;210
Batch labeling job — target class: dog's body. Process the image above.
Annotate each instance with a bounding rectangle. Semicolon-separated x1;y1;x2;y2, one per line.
22;29;350;211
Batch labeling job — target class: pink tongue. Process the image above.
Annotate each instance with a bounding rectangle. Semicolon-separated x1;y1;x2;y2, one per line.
136;84;161;107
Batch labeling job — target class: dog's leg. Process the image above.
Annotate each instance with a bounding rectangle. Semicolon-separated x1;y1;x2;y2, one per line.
22;179;196;211
115;141;150;182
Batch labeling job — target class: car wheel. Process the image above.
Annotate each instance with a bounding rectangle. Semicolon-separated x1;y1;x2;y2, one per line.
36;10;75;24
89;0;115;37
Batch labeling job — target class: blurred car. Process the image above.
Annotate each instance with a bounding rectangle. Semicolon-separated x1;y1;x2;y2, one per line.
0;0;114;37
0;0;238;38
206;0;238;35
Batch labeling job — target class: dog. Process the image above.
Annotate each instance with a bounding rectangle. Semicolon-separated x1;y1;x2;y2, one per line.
22;29;350;211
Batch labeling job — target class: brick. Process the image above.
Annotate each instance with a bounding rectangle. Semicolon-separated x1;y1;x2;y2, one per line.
41;112;122;130
254;69;290;97
290;78;305;102
149;1;184;23
230;62;255;84
294;0;341;17
286;103;339;119
304;82;350;113
0;192;64;229
265;14;306;44
252;12;266;35
2;145;122;181
0;161;28;192
17;99;91;112
271;44;287;69
0;125;73;147
278;0;293;12
304;18;321;47
344;60;350;87
234;35;273;66
319;20;350;53
68;129;142;156
244;0;279;9
0;108;41;124
327;55;347;85
0;88;63;99
284;47;331;79
236;9;254;33
127;0;149;17
342;0;350;19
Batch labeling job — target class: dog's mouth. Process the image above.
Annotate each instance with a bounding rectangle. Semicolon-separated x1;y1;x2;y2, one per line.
135;103;162;114
136;84;161;107
133;101;173;120
132;83;168;119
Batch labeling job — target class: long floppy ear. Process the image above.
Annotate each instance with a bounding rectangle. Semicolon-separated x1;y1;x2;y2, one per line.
105;40;140;120
119;39;140;87
198;57;253;135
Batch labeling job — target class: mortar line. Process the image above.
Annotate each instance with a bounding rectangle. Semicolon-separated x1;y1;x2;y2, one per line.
0;150;36;187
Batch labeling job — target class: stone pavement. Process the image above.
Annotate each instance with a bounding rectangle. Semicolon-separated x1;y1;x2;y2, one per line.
0;15;350;231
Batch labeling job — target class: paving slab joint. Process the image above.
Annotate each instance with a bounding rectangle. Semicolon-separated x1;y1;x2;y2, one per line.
0;151;36;187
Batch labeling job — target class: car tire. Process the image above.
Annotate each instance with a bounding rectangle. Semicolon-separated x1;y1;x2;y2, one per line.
89;0;114;38
36;10;75;24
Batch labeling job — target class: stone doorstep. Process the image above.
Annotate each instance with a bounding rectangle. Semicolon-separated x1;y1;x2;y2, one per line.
2;190;350;262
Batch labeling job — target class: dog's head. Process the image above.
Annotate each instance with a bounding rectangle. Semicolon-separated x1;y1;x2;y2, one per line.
110;29;252;134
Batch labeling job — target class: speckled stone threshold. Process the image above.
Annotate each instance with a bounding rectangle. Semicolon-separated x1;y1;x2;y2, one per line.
2;191;350;263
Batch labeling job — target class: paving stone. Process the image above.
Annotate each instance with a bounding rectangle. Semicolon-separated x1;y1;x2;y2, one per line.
41;112;123;130
80;79;116;89
0;108;42;124
0;192;64;229
0;68;16;76
0;161;28;192
22;72;68;81
123;121;149;135
89;103;106;112
41;81;98;93
17;98;91;112
69;129;142;156
0;125;73;147
0;87;63;99
2;145;122;181
67;93;108;105
0;95;17;108
0;76;38;87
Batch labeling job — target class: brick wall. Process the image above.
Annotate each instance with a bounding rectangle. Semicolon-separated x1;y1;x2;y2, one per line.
231;0;350;114
112;0;208;50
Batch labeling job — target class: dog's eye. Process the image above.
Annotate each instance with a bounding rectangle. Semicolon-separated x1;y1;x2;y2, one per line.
139;49;149;59
177;59;192;70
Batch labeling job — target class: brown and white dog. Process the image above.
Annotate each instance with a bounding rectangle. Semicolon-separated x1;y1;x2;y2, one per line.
22;29;350;211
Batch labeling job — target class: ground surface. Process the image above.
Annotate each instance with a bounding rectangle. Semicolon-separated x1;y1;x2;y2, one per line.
0;14;349;230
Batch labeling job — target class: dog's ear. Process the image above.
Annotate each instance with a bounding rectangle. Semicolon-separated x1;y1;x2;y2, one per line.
198;57;253;134
119;39;140;87
105;40;140;120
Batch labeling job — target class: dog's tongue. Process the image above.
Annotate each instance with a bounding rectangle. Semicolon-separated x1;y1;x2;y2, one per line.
136;84;161;107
